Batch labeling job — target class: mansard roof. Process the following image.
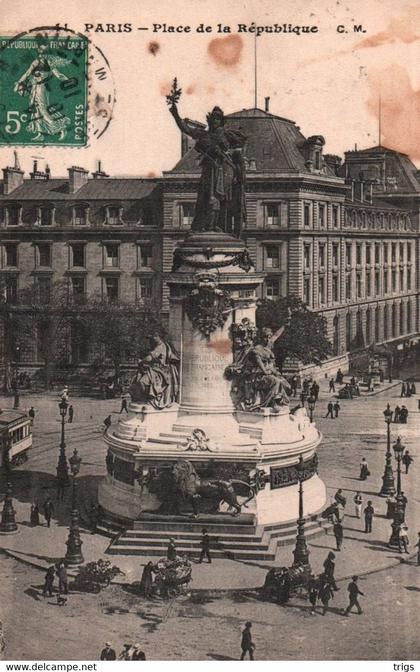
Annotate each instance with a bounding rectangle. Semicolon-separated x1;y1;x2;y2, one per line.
170;107;338;176
343;145;420;194
0;178;158;200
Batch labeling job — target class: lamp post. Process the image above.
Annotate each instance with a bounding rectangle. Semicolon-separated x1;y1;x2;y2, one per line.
65;448;84;566
13;341;20;409
292;455;311;569
56;399;69;495
379;404;396;497
0;430;18;534
389;436;406;548
307;395;316;423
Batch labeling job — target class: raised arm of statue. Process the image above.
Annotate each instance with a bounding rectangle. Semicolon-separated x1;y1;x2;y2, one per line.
169;103;204;140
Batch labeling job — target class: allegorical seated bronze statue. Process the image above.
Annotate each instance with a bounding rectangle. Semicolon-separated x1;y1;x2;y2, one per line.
167;78;247;236
130;333;180;409
226;323;291;411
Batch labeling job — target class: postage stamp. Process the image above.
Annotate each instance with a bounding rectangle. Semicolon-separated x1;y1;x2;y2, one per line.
0;33;88;146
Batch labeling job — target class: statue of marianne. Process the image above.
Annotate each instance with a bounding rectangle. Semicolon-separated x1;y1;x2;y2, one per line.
169;99;247;236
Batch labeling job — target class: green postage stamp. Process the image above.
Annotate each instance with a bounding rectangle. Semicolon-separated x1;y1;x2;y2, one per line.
0;34;88;146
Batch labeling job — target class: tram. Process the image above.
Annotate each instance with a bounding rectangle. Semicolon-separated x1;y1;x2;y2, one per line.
0;409;32;467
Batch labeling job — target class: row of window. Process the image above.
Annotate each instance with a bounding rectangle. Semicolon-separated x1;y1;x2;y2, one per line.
1;275;154;305
344;209;412;232
1;205;127;227
303;240;414;272
0;242;154;270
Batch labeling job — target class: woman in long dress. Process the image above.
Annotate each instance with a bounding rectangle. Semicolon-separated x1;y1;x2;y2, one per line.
14;44;71;140
130;333;179;409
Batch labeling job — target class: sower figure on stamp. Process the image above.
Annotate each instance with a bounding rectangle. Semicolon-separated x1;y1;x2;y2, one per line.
167;79;247;236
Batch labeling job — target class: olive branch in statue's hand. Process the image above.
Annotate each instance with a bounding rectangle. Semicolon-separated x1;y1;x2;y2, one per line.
166;77;182;107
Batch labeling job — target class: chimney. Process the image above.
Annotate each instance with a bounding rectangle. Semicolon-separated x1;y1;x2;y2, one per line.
2;165;24;195
92;160;109;179
264;96;270;112
324;154;342;176
68;165;88;193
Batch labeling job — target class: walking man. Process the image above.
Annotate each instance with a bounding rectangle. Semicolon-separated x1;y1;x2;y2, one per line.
120;395;129;414
344;576;364;615
43;497;54;528
28;406;35;424
199;528;212;564
42;565;56;597
103;414;112;430
323;552;339;591
100;643;116;661
318;576;335;615
329;378;335;393
56;561;69;595
167;538;177;561
333;520;344;551
67;405;74;424
240;621;255;660
401;382;406;397
325;401;334;419
398;523;409;554
364;500;374;533
333;401;340;418
354;492;363;519
402;450;413;474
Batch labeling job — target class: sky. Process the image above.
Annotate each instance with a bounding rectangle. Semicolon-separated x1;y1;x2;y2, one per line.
0;0;419;178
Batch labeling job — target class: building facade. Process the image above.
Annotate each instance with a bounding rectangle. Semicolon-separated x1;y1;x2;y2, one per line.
0;107;419;375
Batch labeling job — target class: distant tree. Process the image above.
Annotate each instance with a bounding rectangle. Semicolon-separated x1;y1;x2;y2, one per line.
15;280;74;390
81;296;164;383
256;295;333;370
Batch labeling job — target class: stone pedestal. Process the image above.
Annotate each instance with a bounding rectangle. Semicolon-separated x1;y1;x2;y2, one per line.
98;232;327;541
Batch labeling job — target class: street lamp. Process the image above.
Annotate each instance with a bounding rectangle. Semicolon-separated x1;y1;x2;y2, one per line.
65;448;84;566
379;404;396;497
292;455;311;569
56;398;70;496
0;430;18;534
389;436;406;548
13;341;20;409
307;395;316;423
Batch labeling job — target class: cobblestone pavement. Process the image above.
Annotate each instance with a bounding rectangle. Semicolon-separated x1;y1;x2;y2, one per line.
0;382;419;658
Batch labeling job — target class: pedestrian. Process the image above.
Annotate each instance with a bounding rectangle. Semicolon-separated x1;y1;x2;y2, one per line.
400;406;408;424
359;457;369;481
67;405;74;423
364;500;375;533
354;492;363;519
118;644;134;661
30;503;40;526
132;645;146;661
303;379;310;395
336;368;344;384
329;378;335;393
300;390;306;406
120;395;129;414
42;565;56;597
334;489;346;508
277;568;291;605
344;575;364;615
401;491;408;512
401;382;406;397
323;552;339;591
56;561;69;595
411;382;416;395
325;401;334;419
90;502;99;533
199;528;212;564
308;576;318;615
240;621;255;660
333;520;344;551
402;450;413;474
333;401;340;418
103;414;112;430
394;405;401;423
100;642;116;661
318;575;335;615
28;406;35;424
61;386;69;402
167;538;177;561
311;381;320;401
415;532;420;566
43;497;54;528
139;561;154;598
398;523;409;554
